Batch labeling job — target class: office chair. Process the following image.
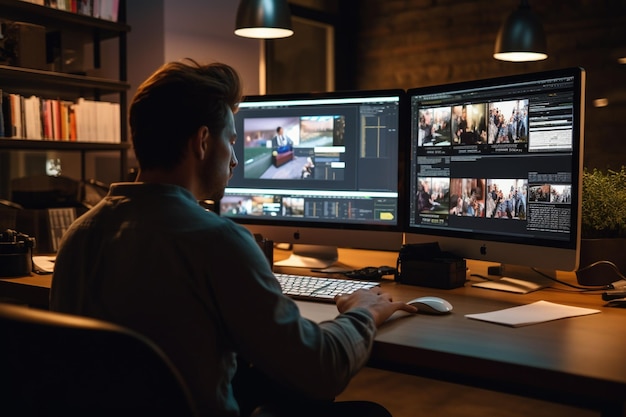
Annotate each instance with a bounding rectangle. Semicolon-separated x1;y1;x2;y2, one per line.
0;303;200;417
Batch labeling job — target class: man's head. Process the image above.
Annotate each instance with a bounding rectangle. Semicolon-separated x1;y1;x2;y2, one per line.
130;59;242;172
129;60;243;199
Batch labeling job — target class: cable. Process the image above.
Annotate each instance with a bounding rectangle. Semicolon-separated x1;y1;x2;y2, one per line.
576;260;626;281
530;267;611;292
468;273;495;281
471;265;612;293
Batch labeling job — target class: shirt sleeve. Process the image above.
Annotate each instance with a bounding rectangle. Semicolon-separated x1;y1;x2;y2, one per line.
206;221;376;400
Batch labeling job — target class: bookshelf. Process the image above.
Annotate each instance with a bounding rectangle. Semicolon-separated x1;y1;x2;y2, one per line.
0;0;130;199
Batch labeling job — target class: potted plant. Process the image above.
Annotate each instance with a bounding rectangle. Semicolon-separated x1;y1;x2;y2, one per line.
577;166;626;285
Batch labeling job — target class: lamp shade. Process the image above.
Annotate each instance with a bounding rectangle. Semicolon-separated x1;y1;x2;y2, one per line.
494;1;547;62
235;0;294;39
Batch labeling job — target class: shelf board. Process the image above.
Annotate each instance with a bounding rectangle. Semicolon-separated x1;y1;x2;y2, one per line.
0;0;130;39
0;65;129;93
0;138;131;151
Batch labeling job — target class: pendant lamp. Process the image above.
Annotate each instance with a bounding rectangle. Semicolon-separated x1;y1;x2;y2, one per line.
494;0;547;62
235;0;294;39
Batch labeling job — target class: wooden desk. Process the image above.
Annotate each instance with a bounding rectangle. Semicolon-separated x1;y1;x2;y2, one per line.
3;248;626;416
0;273;51;309
276;248;626;417
369;283;625;417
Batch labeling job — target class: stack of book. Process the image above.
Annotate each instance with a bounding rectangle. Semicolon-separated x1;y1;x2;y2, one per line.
20;0;120;22
0;92;121;143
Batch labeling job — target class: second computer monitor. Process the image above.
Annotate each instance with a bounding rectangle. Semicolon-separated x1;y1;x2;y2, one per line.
404;67;586;275
220;90;406;267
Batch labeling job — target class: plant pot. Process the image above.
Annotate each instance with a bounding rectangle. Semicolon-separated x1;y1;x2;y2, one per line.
576;238;626;286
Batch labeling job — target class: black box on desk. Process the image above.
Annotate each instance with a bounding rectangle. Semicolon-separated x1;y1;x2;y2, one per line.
395;242;466;289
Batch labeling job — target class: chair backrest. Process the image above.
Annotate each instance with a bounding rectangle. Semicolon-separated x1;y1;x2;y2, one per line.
0;303;200;417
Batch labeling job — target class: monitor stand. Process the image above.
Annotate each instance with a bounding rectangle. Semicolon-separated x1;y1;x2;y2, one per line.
471;264;556;294
274;244;339;269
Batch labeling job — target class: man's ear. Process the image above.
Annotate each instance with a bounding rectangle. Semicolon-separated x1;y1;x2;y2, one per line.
191;126;211;160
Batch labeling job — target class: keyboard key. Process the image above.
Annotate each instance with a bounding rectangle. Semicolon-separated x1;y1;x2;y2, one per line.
274;273;379;303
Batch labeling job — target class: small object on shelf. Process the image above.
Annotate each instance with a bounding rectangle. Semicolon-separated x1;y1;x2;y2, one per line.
2;21;47;70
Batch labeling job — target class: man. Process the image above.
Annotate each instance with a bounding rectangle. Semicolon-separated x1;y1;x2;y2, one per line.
272;126;292;149
418;110;434;145
50;60;416;417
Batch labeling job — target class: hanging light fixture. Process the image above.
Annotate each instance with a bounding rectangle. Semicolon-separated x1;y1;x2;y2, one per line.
494;0;547;62
235;0;294;39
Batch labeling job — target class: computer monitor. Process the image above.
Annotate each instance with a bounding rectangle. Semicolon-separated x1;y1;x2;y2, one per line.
404;67;586;293
220;89;406;268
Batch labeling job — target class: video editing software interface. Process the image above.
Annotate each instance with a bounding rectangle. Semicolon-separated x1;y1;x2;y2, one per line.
221;91;403;230
407;68;583;249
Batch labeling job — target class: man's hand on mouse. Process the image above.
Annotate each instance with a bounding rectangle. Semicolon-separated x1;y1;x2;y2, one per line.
335;287;418;327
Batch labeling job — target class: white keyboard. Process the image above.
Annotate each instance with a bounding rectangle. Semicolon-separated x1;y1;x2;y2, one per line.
275;273;379;303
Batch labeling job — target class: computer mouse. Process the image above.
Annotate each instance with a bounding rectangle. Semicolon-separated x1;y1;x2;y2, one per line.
407;296;453;315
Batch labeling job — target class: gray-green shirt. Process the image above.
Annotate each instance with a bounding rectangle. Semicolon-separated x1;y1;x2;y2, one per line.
50;182;376;417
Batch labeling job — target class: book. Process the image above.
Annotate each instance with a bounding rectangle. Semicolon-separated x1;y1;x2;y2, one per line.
111;102;120;143
77;0;92;16
0;90;5;138
68;104;77;141
19;95;26;138
3;92;14;137
23;95;43;140
98;0;118;22
60;100;73;141
92;0;100;18
41;99;52;139
50;98;61;140
10;94;23;138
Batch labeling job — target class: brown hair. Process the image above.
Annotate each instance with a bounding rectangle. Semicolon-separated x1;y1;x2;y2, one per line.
129;59;243;171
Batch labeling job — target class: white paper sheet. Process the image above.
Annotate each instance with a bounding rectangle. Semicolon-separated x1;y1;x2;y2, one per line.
465;300;600;327
33;255;56;273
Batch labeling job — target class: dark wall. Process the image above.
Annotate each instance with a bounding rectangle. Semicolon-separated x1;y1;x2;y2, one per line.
342;0;626;170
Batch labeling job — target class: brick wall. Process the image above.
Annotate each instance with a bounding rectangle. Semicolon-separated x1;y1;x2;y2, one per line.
351;0;626;170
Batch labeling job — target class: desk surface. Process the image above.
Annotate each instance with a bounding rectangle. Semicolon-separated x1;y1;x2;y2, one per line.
2;248;626;415
276;248;626;416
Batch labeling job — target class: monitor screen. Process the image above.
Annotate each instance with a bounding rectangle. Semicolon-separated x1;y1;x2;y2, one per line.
404;68;586;289
220;90;406;268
